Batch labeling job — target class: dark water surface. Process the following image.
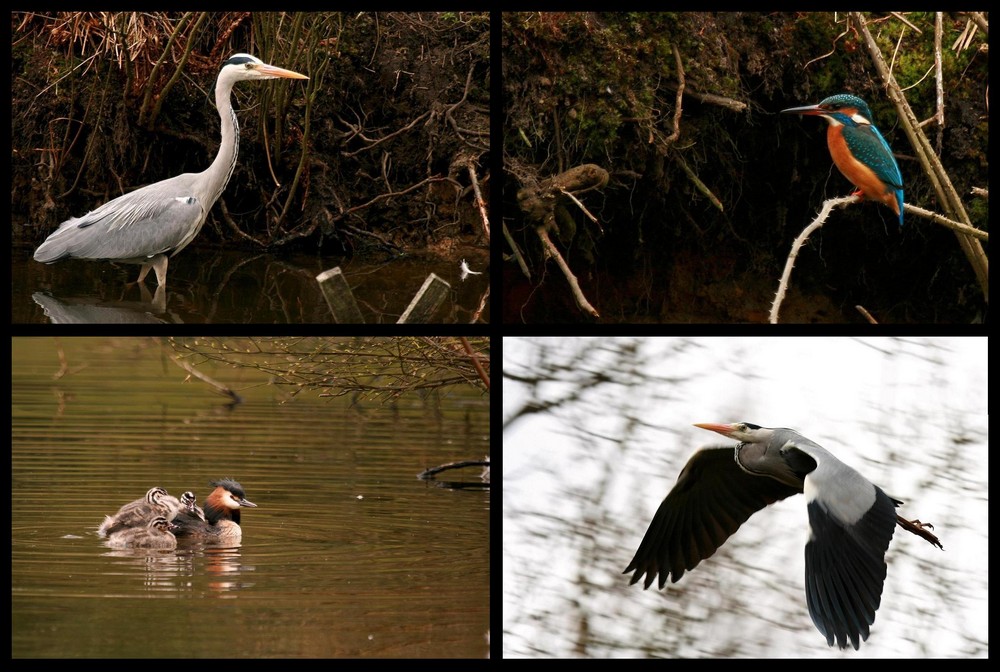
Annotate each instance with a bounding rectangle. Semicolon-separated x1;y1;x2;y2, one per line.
14;246;490;323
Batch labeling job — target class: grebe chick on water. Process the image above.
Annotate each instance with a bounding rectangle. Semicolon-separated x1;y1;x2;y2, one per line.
98;486;185;537
172;478;257;544
106;516;178;549
180;490;206;522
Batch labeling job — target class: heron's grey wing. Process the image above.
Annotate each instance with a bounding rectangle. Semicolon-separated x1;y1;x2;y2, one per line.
34;180;206;263
623;445;802;590
795;444;898;650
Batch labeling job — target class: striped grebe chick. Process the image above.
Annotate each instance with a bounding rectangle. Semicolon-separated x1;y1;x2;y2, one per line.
98;486;185;537
106;516;178;549
180;490;206;522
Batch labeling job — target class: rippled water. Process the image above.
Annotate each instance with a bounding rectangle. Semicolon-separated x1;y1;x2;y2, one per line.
12;337;490;657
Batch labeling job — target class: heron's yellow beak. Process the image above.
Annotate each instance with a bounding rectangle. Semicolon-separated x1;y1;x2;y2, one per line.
693;422;738;438
256;63;309;80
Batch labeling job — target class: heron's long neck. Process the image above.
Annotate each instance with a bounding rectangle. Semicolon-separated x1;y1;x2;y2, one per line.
202;79;240;208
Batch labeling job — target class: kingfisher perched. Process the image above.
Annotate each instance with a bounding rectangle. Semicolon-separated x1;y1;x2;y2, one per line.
782;94;904;226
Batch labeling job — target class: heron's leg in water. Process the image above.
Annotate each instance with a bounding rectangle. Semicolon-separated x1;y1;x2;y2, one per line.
151;255;168;286
136;254;169;286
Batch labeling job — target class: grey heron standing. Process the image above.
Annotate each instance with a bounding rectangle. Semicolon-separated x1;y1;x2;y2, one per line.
33;54;308;287
623;422;942;650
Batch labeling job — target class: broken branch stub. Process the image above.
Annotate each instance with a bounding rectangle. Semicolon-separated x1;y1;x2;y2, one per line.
516;164;610;227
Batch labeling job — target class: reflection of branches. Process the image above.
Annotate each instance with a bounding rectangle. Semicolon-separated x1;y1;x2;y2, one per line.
169;336;489;400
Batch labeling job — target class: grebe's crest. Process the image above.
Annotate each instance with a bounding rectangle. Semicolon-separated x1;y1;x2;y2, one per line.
211;478;248;498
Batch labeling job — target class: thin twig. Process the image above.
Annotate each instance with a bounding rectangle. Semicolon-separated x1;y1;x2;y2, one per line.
153;337;243;402
537;228;599;318
467;163;490;242
460;336;490;390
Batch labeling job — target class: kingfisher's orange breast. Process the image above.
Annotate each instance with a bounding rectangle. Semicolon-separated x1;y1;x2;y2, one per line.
826;125;901;216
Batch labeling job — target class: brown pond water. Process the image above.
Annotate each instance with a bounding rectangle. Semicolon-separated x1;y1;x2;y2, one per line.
12;338;490;658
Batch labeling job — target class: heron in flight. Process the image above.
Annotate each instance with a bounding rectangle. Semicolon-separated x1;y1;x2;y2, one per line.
33;54;308;287
623;422;942;650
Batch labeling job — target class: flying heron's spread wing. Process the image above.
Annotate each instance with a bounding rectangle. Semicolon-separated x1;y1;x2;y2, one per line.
624;423;927;651
623;445;802;590
32;174;207;264
795;438;898;650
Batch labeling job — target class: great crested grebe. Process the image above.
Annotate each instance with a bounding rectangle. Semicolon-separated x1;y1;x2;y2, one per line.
172;478;257;544
97;486;185;537
106;516;178;549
